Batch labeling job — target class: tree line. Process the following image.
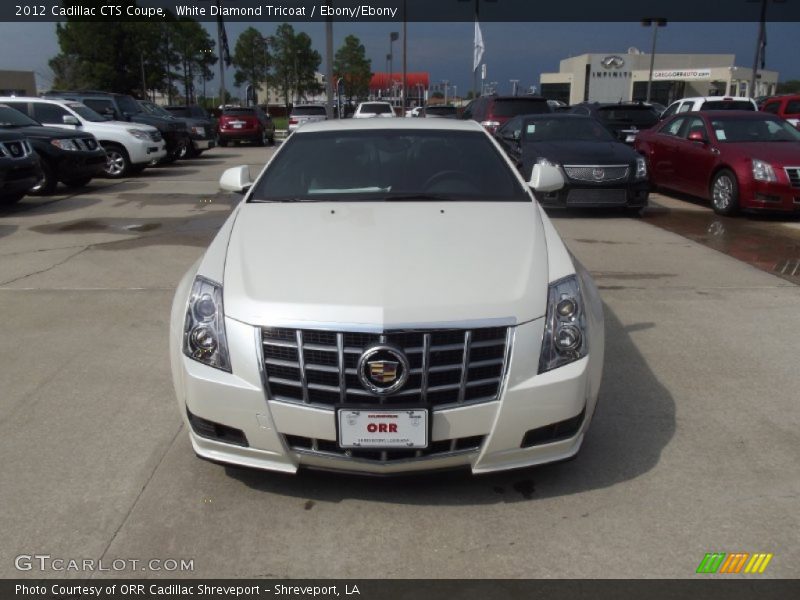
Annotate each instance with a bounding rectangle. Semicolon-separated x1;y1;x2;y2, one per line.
50;3;373;108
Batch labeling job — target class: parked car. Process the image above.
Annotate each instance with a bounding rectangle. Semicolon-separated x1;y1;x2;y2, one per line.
217;106;275;146
0;96;166;178
404;106;424;118
460;94;551;134
0;104;107;195
570;102;660;144
170;119;604;476
288;104;328;133
139;100;216;158
353;102;396;118
0;131;41;205
495;113;649;210
659;96;758;121
43;91;189;163
634;110;800;215
424;105;459;119
760;94;800;128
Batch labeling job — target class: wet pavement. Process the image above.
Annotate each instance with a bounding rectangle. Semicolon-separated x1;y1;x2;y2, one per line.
643;199;800;286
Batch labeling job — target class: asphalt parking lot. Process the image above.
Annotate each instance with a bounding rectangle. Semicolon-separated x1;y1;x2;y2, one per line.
1;146;798;579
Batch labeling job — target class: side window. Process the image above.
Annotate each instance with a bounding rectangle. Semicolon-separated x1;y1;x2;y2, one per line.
785;100;800;115
660;117;686;136
661;102;680;119
84;99;116;118
761;101;780;114
500;116;522;140
33;103;70;124
681;117;707;139
3;102;33;119
676;102;693;114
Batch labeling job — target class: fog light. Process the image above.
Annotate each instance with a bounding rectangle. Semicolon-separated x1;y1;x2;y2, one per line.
555;325;581;352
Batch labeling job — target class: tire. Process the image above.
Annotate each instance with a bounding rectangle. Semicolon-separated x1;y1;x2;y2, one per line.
177;142;189;159
255;130;266;147
28;159;58;196
0;192;26;205
219;138;229;147
102;143;131;178
268;133;275;146
710;169;740;216
63;176;93;188
185;145;200;158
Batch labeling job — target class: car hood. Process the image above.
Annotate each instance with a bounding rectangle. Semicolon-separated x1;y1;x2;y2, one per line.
3;125;94;141
522;140;637;166
222;201;549;328
721;141;800;165
90;120;158;133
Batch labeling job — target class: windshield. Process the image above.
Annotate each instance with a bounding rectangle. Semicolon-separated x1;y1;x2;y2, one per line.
292;106;327;116
360;103;393;114
710;117;800;143
700;100;754;111
116;95;143;115
596;107;659;127
0;106;39;127
67;102;105;122
426;106;457;115
250;130;528;202
223;108;255;116
492;99;550;117
523;117;615;142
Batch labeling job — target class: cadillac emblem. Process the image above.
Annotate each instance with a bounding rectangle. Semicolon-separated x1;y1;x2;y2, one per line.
357;344;410;395
592;168;606;181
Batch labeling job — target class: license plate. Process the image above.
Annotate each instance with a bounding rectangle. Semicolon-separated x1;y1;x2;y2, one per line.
625;134;636;143
337;408;428;449
233;123;243;129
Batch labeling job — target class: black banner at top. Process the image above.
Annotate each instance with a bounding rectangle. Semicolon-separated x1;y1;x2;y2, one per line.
3;0;800;23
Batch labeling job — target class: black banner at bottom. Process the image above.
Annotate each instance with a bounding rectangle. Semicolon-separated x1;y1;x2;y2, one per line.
3;579;800;600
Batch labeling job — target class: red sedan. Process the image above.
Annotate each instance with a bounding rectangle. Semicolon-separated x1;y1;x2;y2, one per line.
635;111;800;215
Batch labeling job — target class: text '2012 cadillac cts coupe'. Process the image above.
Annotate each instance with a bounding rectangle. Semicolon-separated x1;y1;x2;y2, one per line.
170;119;605;476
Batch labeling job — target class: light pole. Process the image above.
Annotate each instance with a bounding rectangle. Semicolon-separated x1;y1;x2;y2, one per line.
749;0;784;98
389;31;399;103
510;79;519;96
642;18;667;103
442;80;450;104
336;76;345;118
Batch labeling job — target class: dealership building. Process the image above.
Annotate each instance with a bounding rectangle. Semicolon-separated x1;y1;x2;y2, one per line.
540;52;778;105
0;70;37;96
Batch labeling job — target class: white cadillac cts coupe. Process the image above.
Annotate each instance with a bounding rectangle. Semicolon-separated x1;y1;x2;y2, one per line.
170;119;604;475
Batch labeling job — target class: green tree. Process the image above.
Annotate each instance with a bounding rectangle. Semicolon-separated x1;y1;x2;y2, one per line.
777;80;800;94
172;18;217;104
232;27;270;103
269;24;322;109
334;35;372;104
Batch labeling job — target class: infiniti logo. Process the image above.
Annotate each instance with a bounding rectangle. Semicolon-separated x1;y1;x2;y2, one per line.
601;55;625;69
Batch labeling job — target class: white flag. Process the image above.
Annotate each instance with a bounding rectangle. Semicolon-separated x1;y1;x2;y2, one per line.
473;21;485;72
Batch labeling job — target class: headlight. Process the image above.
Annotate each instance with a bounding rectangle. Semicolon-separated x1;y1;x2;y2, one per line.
539;275;588;373
635;157;648;179
127;129;151;141
182;276;231;372
50;139;79;151
752;159;776;182
191;126;206;137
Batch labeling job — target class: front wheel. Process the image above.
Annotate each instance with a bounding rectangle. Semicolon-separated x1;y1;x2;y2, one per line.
710;169;740;216
28;159;58;195
103;144;131;178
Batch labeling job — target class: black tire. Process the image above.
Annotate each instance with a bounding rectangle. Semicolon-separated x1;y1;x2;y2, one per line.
710;169;740;216
219;138;229;147
268;134;275;146
185;145;200;158
28;159;58;196
0;192;26;205
255;130;267;147
63;176;93;188
102;143;132;178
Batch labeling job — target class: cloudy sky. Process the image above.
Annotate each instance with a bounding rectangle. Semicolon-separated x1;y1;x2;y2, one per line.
1;20;798;95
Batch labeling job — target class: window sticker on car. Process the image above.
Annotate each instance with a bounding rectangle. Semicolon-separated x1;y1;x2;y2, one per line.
526;124;536;134
715;130;727;141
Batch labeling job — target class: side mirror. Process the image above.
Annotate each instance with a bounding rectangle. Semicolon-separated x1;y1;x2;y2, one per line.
528;163;565;193
62;115;80;126
220;165;253;194
688;130;707;143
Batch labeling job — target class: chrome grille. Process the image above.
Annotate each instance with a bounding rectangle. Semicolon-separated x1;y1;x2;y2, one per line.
564;165;629;182
566;188;628;206
260;326;511;410
284;434;485;464
0;140;29;159
785;167;800;188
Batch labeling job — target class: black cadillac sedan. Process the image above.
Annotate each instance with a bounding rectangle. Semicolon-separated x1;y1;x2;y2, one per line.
495;113;650;210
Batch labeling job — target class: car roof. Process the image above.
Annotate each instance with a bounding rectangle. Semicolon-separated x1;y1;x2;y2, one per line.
678;96;753;102
0;96;68;104
692;110;780;119
297;118;485;134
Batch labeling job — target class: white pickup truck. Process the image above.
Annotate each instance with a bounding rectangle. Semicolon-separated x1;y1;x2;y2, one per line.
0;96;167;178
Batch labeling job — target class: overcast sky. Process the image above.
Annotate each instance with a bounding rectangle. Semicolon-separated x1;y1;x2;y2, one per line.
1;21;798;95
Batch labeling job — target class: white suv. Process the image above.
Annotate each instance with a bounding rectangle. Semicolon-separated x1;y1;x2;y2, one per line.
0;97;167;178
353;101;396;118
660;96;758;120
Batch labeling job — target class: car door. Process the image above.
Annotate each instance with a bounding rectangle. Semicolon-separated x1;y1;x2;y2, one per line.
647;116;687;190
672;116;718;197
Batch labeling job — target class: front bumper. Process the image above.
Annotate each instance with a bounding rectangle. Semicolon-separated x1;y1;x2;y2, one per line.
171;316;603;476
218;128;262;142
54;150;107;180
0;157;42;197
537;180;650;209
741;178;800;212
191;138;215;151
128;139;167;165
